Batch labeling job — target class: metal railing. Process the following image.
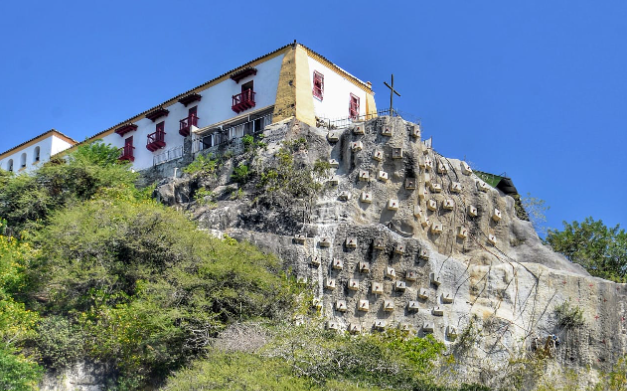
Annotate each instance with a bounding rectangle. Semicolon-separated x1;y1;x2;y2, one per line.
231;89;256;113
147;129;166;145
119;145;134;161
153;145;183;166
317;109;421;130
192;112;272;154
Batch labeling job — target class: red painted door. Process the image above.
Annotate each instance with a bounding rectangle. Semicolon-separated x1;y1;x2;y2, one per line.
188;106;198;126
125;136;133;155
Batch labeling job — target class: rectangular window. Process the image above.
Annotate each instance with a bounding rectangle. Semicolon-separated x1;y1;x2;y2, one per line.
349;93;360;119
313;71;324;100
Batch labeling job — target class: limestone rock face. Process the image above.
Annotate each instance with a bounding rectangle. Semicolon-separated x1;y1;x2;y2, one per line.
40;362;108;391
153;116;627;386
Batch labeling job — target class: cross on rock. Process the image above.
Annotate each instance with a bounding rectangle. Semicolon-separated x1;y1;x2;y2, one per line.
383;74;401;116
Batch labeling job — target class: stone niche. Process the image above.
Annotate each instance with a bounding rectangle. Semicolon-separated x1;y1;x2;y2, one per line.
360;191;373;203
332;258;344;270
385;266;396;278
358;170;370;181
339;191;351;201
372;149;384;161
377;170;389;182
373;238;385;250
468;205;478;217
405;271;417;281
372;282;384;294
392;148;403;159
349;323;361;333
408;301;420;311
346;237;358;248
450;182;462;193
359;261;371;273
382;126;393;136
442;293;454;304
461;161;473;175
348;278;359;290
327;320;340;330
336;300;347;312
409;124;421;138
325;278;337;290
383;299;395;311
353;124;365;135
443;199;455;210
319;237;331;247
329;159;340;168
387;199;400;210
351;141;363;152
457;226;468;239
327;131;340;142
374;320;387;330
394;281;407;291
359;299;370;311
405;178;416;189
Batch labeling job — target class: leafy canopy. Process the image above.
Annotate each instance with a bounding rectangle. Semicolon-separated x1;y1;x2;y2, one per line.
545;217;627;282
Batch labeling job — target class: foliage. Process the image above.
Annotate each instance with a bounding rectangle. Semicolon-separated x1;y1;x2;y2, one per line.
0;234;42;389
0;344;42;391
231;164;251;184
29;196;296;388
545;217;627;282
194;187;215;207
258;139;332;208
0;141;137;234
554;301;585;329
32;316;86;370
242;134;266;153
183;153;217;176
264;322;449;389
594;357;627;391
521;193;550;235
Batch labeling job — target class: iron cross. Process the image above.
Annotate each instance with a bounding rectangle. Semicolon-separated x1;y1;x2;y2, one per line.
383;74;401;115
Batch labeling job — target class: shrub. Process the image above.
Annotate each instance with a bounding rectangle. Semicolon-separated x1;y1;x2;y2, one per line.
183;153;217;176
231;164;251;184
554;301;584;328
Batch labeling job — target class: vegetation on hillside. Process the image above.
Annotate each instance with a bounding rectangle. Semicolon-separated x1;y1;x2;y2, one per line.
545;217;627;282
0;140;625;390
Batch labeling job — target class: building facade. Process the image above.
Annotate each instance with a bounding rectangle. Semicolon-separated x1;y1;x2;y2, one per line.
0;42;378;172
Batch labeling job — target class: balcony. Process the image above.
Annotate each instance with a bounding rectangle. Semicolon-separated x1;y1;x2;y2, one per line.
119;145;135;162
146;129;166;152
231;89;256;114
179;114;199;137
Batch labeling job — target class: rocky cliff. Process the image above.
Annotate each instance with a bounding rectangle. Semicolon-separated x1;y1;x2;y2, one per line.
152;115;625;389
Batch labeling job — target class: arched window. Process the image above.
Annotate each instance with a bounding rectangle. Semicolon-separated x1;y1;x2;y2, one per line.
7;159;13;172
34;146;40;162
20;153;27;168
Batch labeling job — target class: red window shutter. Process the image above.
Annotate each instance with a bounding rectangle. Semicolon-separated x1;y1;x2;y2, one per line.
349;94;360;119
313;71;324;100
156;121;165;133
125;136;133;148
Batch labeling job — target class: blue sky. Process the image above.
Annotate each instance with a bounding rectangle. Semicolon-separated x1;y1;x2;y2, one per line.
0;0;625;233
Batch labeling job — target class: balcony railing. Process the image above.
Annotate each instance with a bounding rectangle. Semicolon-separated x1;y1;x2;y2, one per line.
179;114;199;137
146;129;166;152
231;89;256;114
119;145;135;162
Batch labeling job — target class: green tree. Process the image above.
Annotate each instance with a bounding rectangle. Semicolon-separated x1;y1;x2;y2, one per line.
545;217;627;282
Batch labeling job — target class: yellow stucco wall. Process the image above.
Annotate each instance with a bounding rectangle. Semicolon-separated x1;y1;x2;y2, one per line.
293;46;316;127
272;47;297;123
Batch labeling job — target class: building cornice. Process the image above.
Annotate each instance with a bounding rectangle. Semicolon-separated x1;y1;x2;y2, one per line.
0;129;77;161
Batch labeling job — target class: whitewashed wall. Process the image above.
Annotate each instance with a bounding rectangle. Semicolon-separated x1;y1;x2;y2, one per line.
306;56;369;121
98;53;285;171
0;134;73;174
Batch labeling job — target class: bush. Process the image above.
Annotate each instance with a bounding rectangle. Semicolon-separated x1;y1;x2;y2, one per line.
0;344;42;391
231;164;251;184
183;153;217;176
31;196;297;388
554;301;584;328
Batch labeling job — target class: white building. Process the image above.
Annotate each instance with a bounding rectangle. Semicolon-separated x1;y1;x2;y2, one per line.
0;130;77;174
0;42;378;172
